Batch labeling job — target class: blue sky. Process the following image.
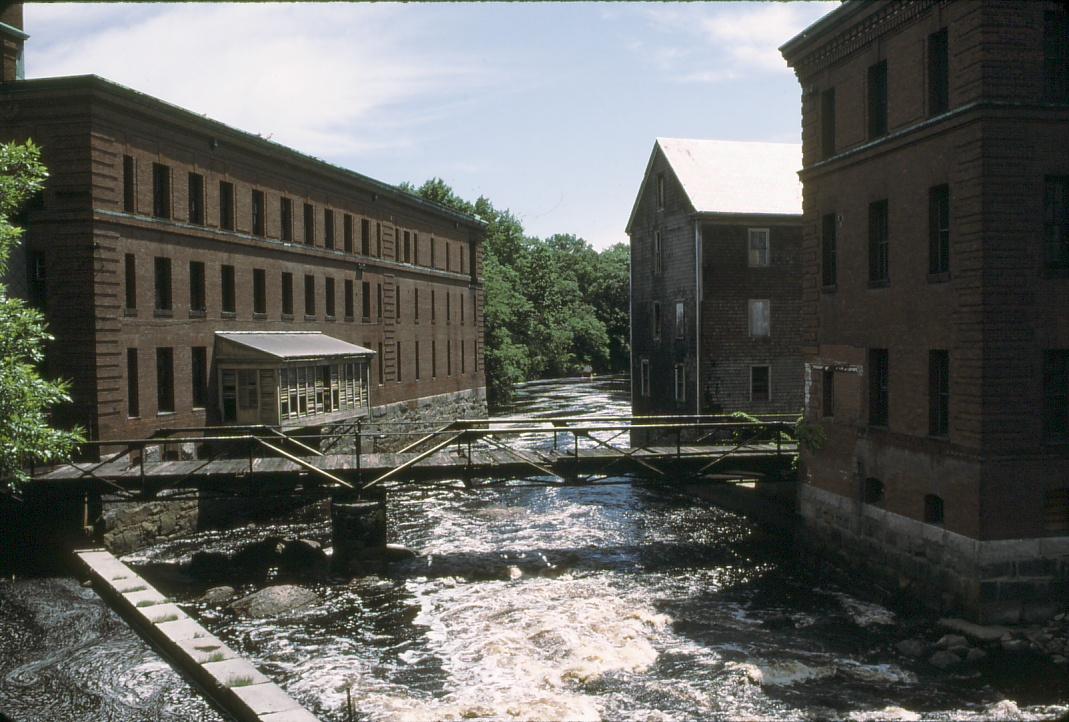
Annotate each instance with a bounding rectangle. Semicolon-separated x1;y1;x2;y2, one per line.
24;2;837;249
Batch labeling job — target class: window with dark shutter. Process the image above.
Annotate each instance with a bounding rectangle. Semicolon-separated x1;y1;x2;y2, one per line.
867;61;888;139
928;29;949;116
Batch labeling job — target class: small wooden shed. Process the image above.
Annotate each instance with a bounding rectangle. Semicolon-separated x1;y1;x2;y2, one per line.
214;332;374;427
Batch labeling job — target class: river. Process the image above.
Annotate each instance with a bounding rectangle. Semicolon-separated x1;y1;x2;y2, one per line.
1;377;1068;721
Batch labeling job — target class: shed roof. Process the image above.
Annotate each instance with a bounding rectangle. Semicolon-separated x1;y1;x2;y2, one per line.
215;332;374;361
656;138;802;216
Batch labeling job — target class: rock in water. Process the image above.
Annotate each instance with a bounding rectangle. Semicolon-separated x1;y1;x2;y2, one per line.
895;639;928;658
935;634;967;650
928;650;961;670
199;585;236;604
230;585;318;618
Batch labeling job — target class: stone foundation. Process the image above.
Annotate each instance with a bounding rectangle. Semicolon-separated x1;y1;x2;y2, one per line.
360;387;487;453
799;483;1069;623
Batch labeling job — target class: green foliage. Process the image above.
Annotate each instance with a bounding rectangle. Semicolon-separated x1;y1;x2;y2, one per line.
403;178;630;405
794;415;827;455
0;141;84;488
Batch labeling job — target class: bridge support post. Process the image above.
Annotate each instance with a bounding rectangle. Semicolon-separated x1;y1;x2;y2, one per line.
330;493;387;573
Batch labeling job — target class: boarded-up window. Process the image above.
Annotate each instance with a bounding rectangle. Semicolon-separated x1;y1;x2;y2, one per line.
748;299;770;337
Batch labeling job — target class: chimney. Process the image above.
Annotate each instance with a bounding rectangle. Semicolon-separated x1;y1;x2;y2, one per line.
1;3;27;83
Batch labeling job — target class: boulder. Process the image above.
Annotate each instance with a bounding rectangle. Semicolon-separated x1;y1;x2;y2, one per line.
199;585;236;604
964;647;987;664
935;634;968;650
895;639;928;658
230;585;318;618
1000;638;1032;654
929;650;961;670
937;618;1011;643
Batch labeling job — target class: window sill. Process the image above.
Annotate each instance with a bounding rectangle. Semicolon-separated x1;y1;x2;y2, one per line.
821;284;837;294
361;317;371;324
304;314;317;322
253;312;267;320
157;411;176;417
325;315;336;322
867;279;890;289
928;432;949;440
344;316;354;322
281;313;294;321
154;309;173;318
221;311;236;319
927;271;951;284
189;309;206;319
124;308;138;317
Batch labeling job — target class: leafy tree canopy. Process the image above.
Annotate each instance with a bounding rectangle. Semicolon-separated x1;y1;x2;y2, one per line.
0;141;84;487
403;178;630;405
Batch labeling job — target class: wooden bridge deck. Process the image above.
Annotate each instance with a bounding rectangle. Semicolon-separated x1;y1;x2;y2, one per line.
32;442;796;495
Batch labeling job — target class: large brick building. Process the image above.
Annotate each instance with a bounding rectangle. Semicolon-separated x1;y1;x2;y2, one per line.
1;10;485;444
627;138;803;417
782;0;1069;622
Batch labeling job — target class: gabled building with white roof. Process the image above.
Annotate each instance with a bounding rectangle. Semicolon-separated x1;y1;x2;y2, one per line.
626;138;803;418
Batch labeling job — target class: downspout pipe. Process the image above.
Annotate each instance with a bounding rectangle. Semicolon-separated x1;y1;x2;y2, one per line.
694;220;702;415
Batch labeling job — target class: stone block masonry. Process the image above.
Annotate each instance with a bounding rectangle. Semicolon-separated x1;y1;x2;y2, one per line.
75;549;321;722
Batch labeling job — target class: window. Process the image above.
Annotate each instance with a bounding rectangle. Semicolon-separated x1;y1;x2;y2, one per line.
191;346;208;409
929;185;950;275
189;261;205;315
345;279;354;319
1044;7;1069;103
640;358;650;397
376;222;382;256
863;477;884;505
460;245;466;274
304;203;315;245
432;340;438;378
395;227;401;262
324;208;335;250
362;281;371;320
650;301;661;340
26;251;45;309
822;368;834;417
152;163;171;219
675;301;685;339
748;228;770;267
154;257;172;313
1044;488;1069;535
415;288;421;322
431;237;437;268
653;230;663;274
447;339;453;375
928;29;949;116
657;173;665;209
282;272;294;317
415;340;421;380
460;295;465;325
403;230;411;263
377;283;383;320
748;299;770;337
446;292;451;323
924;494;945;525
325;277;335;318
751;365;770;401
361;218;371;255
395;285;401;322
867;60;888;139
1045;176;1069;269
377;342;384;384
219;181;235;230
822;212;837;287
124;253;136;310
221;265;236;314
126;349;139;417
396;341;402;382
869;348;889;427
280;197;293;242
929;350;950;436
304;274;316;317
253;268;267;315
674;364;686;402
188;172;205;225
868;199;889;283
123;155;136;212
461;340;466;374
344;214;353;253
251;190;265;236
821;88;836;159
1043;350;1068;440
432;290;437;323
238;370;258;410
414;232;420;265
156;347;174;413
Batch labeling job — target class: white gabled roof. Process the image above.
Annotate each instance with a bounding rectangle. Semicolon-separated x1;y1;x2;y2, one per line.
658;138;802;215
627;138;802;232
215;332;374;361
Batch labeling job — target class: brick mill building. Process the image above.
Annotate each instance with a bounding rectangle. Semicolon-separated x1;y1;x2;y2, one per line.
0;8;486;444
782;0;1069;622
627;138;803;418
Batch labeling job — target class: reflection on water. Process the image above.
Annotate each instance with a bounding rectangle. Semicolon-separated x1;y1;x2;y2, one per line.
2;377;1068;721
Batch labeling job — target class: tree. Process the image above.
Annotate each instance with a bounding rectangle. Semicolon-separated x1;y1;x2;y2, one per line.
0;141;83;487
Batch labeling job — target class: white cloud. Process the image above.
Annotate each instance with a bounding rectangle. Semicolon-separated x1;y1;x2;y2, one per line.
24;3;496;160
